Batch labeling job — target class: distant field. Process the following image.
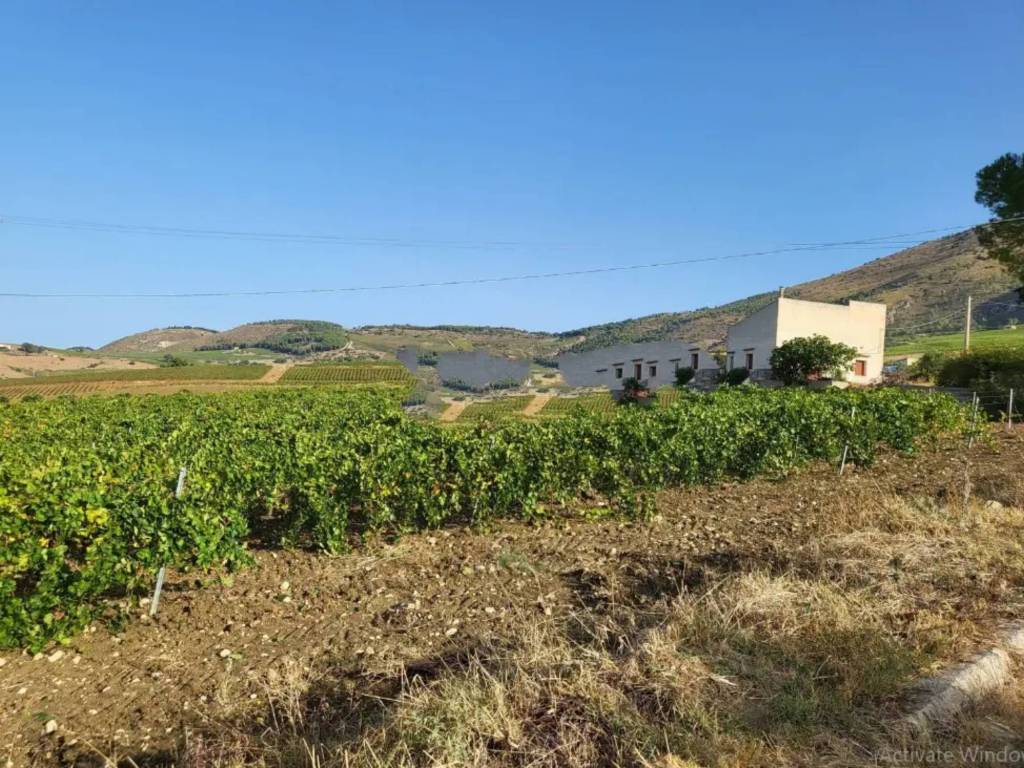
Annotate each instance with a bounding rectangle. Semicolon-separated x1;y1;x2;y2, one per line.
537;392;617;416
101;348;280;366
0;381;270;401
0;363;270;386
888;326;1024;356
279;363;414;385
457;395;534;420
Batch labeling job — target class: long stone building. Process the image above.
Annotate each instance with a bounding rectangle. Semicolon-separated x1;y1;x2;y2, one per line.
556;341;719;390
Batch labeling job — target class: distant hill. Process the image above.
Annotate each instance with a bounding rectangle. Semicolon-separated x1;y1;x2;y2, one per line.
102;320;348;357
101;326;218;353
96;229;1024;359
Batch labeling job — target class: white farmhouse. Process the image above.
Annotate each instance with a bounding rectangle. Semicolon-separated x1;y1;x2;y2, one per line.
725;294;887;384
557;341;718;390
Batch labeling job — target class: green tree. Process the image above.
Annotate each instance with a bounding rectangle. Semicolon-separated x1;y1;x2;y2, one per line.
770;335;858;385
975;153;1024;288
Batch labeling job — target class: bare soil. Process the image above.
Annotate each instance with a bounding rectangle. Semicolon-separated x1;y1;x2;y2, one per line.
0;350;156;380
2;430;1023;766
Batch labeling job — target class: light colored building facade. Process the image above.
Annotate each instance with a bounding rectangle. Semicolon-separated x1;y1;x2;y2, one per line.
725;296;887;384
557;341;718;391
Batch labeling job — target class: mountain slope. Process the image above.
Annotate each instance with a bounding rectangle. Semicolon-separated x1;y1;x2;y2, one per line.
562;230;1023;351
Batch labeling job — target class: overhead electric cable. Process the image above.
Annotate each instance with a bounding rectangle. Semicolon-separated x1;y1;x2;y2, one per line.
2;216;1022;300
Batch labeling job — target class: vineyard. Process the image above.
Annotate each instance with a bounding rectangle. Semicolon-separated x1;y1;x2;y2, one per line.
0;387;968;649
536;392;617;416
457;395;535;420
278;363;414;385
0;363;270;386
0;381;276;401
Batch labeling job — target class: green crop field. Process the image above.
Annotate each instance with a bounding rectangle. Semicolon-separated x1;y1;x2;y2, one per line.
887;326;1024;357
0;363;270;386
0;386;968;649
279;363;414;385
457;395;534;420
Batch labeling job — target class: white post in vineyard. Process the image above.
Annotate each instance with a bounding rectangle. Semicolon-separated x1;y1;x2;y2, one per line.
838;405;856;476
967;393;979;449
150;465;187;617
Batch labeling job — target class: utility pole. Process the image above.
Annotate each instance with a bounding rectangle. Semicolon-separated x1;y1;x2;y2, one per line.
964;295;972;352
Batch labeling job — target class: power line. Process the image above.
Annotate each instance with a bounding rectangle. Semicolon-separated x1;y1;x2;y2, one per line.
0;241;939;299
0;214;589;250
2;216;1022;300
0;211;1020;249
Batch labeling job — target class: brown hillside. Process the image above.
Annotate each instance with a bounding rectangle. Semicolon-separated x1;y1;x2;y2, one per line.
101;327;217;353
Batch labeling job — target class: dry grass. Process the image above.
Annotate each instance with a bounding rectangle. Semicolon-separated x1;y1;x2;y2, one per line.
169;489;1024;768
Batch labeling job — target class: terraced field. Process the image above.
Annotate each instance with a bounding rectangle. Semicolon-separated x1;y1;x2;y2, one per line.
279;363;414;385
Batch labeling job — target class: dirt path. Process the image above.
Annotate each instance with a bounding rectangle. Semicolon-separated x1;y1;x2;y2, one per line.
3;431;1022;764
259;364;291;383
439;399;468;421
522;392;553;416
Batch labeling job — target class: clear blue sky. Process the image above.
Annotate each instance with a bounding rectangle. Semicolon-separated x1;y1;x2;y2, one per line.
2;1;1022;348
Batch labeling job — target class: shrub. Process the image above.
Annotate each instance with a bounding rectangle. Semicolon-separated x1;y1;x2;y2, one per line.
159;354;191;368
674;366;695;386
722;367;750;386
619;377;655;406
907;352;947;382
18;342;45;354
770;335;858;385
401;389;428;407
937;348;1024;387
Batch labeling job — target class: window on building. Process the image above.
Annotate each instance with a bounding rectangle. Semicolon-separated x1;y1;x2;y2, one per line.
648;364;657;378
728;353;735;370
634;363;642;379
853;359;867;377
745;351;754;370
690;352;699;369
614;366;623;379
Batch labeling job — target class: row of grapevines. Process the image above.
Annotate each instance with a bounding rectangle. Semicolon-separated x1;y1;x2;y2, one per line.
278;363;413;384
0;386;967;648
0;363;270;386
458;395;534;420
538;392;617;415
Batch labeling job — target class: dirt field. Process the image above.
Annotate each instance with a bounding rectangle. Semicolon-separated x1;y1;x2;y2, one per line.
2;430;1023;766
0;348;155;379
